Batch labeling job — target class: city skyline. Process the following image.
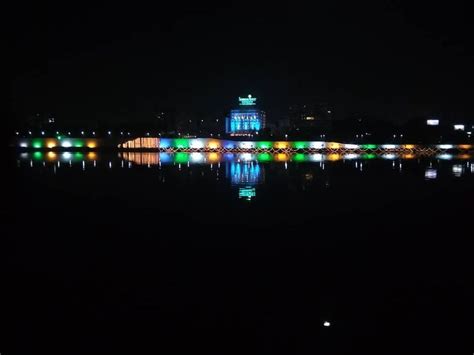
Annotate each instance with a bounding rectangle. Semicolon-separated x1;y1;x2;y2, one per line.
9;1;474;126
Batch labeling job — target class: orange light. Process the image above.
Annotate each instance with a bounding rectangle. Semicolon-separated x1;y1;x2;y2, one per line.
208;152;220;162
86;140;97;148
327;153;342;161
208;141;220;149
327;142;341;149
403;144;415;149
402;154;415;159
457;154;471;160
276;153;289;161
458;144;472;150
275;141;289;149
46;139;57;149
46;151;57;161
87;152;98;160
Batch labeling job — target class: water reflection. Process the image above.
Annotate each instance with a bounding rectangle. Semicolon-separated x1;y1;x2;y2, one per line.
17;152;474;199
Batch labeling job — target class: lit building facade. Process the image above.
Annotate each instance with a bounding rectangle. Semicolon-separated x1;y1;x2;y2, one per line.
226;95;266;136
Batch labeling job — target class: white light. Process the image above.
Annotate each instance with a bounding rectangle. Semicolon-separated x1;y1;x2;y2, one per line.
427;119;439;126
454;124;465;131
309;141;325;149
344;153;359;160
62;152;72;159
108;131;111;135
425;169;437;180
309;153;323;162
438;144;453;149
382;154;397;160
81;131;84;135
41;131;45;135
15;131;19;135
239;153;254;161
344;144;359;149
452;165;463;177
437;153;453;160
61;141;72;148
20;142;28;148
323;321;331;327
382;144;398;149
92;131;95;135
28;131;32;135
190;152;204;163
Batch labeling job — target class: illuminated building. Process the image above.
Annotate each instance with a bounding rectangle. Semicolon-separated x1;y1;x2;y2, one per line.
226;95;266;136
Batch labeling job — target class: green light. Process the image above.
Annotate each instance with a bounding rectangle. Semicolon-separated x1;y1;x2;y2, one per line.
173;138;190;149
174;152;190;164
33;151;43;160
361;153;376;160
292;141;309;149
74;152;84;159
257;153;272;162
292;153;307;162
361;144;378;150
257;141;272;149
74;141;84;148
57;135;62;140
32;139;43;149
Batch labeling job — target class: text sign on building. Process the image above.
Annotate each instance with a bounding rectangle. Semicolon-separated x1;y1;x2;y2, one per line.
239;94;257;106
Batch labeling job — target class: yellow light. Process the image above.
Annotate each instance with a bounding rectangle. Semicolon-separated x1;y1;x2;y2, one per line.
458;144;472;150
87;152;98;160
327;142;341;149
403;144;415;149
327;153;342;161
46;152;57;161
457;154;471;160
276;153;289;161
403;154;415;159
86;140;97;148
208;141;220;149
208;152;220;162
275;141;289;149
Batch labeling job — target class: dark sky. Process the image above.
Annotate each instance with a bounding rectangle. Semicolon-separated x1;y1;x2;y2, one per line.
9;0;474;124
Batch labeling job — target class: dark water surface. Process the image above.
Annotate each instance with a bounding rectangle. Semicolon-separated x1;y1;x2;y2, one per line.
5;152;474;354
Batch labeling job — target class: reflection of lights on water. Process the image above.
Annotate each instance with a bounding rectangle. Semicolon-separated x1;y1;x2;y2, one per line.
109;161;112;168
82;161;85;170
239;187;256;201
121;160;124;168
128;162;132;168
343;154;359;160
285;162;288;170
62;152;72;160
437;154;453;160
452;165;463;177
30;160;33;167
382;154;397;160
425;169;437;180
239;153;254;162
309;153;323;162
94;160;97;167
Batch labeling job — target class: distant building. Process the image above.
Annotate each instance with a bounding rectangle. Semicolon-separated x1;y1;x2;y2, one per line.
225;95;266;136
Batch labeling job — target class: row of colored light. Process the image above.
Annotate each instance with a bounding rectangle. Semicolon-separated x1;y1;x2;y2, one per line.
134;138;473;151
20;151;472;164
18;138;99;149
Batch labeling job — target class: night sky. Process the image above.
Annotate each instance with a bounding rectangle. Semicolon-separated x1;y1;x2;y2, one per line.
10;0;474;125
